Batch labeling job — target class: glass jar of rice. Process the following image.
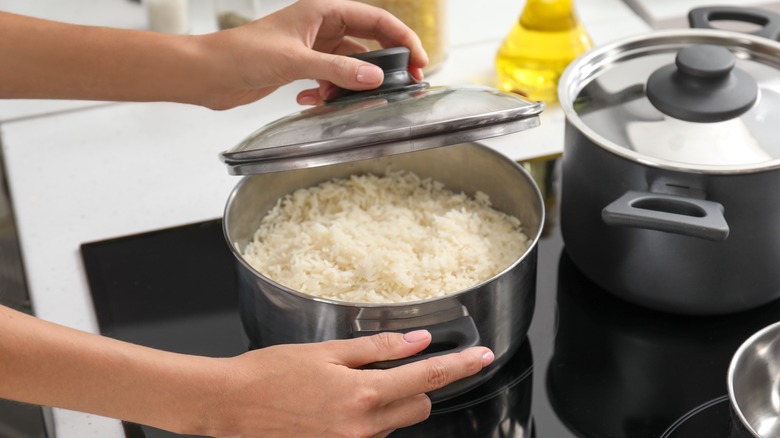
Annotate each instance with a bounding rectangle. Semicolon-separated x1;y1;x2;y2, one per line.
355;0;447;74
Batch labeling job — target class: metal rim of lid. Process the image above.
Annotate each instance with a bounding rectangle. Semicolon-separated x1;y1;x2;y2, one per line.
222;106;543;175
222;85;545;175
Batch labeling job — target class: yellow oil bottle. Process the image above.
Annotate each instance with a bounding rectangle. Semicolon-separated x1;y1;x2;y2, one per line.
495;0;592;103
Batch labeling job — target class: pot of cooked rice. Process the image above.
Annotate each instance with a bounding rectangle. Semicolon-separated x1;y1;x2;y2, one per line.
223;141;544;401
220;47;545;400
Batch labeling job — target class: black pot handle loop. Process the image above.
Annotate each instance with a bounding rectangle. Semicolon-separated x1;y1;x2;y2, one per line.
689;6;780;41
356;315;482;369
602;191;730;241
354;315;483;401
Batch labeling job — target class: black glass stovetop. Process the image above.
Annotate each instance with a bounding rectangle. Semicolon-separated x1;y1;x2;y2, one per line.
81;211;780;438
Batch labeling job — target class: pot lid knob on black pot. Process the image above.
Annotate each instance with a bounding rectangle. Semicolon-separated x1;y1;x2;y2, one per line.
646;44;759;123
559;12;780;169
220;47;544;175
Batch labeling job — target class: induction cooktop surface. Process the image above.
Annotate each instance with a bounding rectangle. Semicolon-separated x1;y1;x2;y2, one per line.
81;213;780;437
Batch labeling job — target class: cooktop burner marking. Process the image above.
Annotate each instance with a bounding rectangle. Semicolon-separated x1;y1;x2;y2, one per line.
432;365;534;415
659;394;729;438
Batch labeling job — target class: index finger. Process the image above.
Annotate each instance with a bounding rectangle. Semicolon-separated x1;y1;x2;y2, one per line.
374;346;495;402
315;0;428;70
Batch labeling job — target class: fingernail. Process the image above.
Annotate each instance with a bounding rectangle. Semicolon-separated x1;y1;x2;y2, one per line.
356;65;383;84
403;330;430;343
298;95;317;105
481;350;495;367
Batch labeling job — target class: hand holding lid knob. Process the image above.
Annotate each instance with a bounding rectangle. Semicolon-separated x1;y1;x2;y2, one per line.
646;44;758;123
326;47;428;103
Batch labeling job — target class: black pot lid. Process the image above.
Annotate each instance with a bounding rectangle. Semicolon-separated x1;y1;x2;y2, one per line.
560;27;780;172
221;48;544;175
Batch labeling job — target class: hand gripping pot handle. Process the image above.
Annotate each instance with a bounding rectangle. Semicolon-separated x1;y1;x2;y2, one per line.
355;315;482;369
602;191;730;241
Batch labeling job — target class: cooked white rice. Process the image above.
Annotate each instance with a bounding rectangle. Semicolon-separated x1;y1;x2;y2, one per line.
242;169;529;303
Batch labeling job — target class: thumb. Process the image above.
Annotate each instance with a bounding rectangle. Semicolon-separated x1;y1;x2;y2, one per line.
297;51;385;91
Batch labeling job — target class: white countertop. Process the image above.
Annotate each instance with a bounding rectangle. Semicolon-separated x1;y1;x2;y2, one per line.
0;0;652;436
623;0;780;28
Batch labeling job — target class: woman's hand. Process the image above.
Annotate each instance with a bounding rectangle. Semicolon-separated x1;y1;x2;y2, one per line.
196;0;427;109
201;331;494;438
0;304;492;438
0;0;426;110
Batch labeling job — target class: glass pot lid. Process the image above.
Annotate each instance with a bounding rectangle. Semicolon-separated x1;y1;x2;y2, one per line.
221;47;544;175
559;28;780;173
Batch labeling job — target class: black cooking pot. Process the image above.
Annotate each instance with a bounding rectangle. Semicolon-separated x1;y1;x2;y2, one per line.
558;7;780;314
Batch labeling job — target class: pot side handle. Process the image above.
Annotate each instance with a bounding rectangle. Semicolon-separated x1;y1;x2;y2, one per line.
355;315;481;369
602;191;729;241
688;6;780;41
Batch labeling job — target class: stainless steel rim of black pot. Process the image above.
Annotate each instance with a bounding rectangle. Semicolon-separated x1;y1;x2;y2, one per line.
559;28;780;175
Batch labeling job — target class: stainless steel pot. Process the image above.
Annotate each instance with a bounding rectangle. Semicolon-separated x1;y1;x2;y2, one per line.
223;142;544;401
728;320;780;437
558;7;780;315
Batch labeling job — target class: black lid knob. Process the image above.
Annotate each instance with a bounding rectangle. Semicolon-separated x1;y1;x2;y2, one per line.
352;46;411;74
646;44;758;123
326;47;427;103
676;44;734;78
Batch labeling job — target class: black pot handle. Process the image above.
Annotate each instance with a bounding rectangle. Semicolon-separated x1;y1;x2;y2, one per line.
602;191;729;241
355;315;485;402
355;315;482;369
689;6;780;41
